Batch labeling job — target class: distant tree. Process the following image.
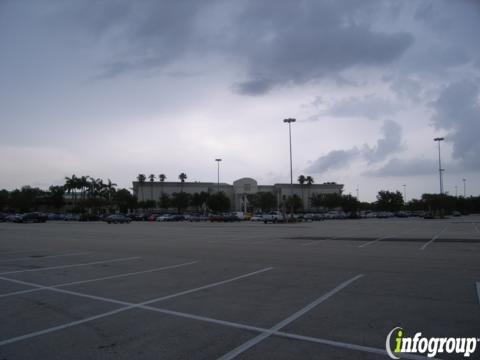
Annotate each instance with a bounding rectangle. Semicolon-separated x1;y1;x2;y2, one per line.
247;192;276;212
298;175;306;210
305;176;314;209
376;190;404;212
178;173;187;192
114;189;137;213
158;193;171;210
191;192;209;212
340;194;360;217
48;185;65;210
64;174;79;208
206;192;230;213
171;192;191;213
310;193;342;210
285;194;303;213
105;179;117;208
0;189;9;211
159;174;166;182
148;174;155;201
9;186;45;212
136;174;146;202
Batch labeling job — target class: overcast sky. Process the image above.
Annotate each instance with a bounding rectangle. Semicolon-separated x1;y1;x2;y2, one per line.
1;0;479;201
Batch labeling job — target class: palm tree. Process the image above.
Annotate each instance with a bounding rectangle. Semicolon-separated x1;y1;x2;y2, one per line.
148;174;155;202
159;174;166;195
105;179;117;208
79;175;90;202
64;174;78;209
178;173;187;192
298;175;306;210
137;174;146;202
306;176;314;210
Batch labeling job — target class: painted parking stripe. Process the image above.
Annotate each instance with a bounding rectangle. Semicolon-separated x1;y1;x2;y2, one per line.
0;256;141;275
473;222;480;234
0;273;430;359
217;274;364;360
0;252;90;263
476;282;480;305
358;236;392;248
0;261;198;299
301;241;316;246
420;226;448;250
0;267;273;346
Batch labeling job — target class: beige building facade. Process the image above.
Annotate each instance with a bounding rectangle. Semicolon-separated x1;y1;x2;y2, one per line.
132;177;343;211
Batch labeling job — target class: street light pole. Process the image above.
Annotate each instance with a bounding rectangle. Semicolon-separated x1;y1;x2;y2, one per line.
283;118;296;217
215;158;222;193
402;184;406;203
434;137;445;194
463;178;466;197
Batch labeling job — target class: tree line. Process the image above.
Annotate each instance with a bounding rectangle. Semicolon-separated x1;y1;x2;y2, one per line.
1;172;479;215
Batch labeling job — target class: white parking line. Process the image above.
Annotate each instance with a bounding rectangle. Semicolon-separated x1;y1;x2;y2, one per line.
0;261;198;299
473;222;480;234
476;282;480;305
420;226;448;250
217;274;364;360
358;236;392;248
301;241;316;246
0;256;141;275
0;272;429;359
0;252;90;263
0;267;274;346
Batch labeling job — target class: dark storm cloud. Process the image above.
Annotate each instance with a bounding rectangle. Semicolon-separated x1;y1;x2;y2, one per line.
306;120;404;173
430;79;480;170
231;1;414;94
54;0;413;93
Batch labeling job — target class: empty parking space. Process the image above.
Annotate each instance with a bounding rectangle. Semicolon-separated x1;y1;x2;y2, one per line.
0;216;479;359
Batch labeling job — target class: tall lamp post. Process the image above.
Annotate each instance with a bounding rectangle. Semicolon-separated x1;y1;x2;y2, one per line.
215;158;222;193
434;137;445;194
402;184;407;203
463;178;466;197
283;118;296;217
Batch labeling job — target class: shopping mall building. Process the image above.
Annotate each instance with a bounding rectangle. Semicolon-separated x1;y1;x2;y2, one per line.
133;177;343;212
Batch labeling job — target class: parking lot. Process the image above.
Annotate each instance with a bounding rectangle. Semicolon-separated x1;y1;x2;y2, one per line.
0;217;479;359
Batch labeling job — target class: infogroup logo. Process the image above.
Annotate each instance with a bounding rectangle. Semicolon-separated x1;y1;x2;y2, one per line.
386;327;479;359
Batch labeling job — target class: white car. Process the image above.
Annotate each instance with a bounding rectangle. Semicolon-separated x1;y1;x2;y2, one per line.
263;211;284;223
250;214;264;221
156;214;174;221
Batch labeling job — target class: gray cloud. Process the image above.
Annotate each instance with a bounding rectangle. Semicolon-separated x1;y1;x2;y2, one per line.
52;1;413;93
232;1;414;94
430;79;480;170
311;95;401;121
305;147;361;173
365;158;434;177
306;120;404;173
364;120;404;163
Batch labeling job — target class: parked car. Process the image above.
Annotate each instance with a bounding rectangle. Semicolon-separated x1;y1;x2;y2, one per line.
187;214;208;222
105;214;131;224
79;214;100;221
16;212;47;223
64;213;81;221
209;214;225;222
263;211;284;223
250;214;264;222
5;214;21;222
156;214;175;221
